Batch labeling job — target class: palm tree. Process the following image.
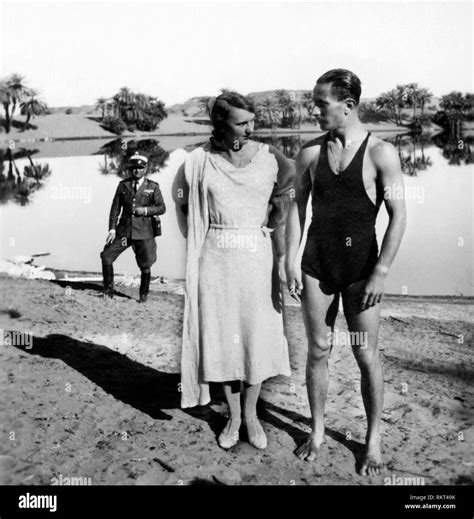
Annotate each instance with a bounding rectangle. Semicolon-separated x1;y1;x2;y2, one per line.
134;93;150;123
23;162;52;182
21;150;51;182
98;154;112;175
296;101;303;129
275;90;296;127
7;74;30;126
417;88;433;116
259;97;279;128
117;87;133;106
418;140;432;171
376;90;403;126
302;91;315;123
438;91;471;136
198;96;213;118
1;74;31;132
440;92;468;114
0;81;12;132
114;87;134;122
404;83;419;118
95;97;107;119
20;90;48;130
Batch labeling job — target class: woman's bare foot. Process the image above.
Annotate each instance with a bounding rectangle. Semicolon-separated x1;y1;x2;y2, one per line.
295;432;326;461
360;440;383;476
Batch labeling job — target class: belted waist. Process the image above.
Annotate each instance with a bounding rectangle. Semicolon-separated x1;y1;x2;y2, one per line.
209;223;274;237
210;223;262;229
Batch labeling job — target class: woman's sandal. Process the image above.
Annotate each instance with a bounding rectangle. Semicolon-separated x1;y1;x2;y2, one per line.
244;416;267;450
218;418;242;449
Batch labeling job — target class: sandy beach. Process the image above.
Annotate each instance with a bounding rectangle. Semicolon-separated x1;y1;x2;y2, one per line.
0;274;472;486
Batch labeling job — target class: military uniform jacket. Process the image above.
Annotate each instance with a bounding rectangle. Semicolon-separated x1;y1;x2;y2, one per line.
109;177;166;240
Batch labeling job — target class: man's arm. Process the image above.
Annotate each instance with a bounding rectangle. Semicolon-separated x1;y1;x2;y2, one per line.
284;146;314;300
108;185;122;231
267;145;295;229
266;146;295;261
105;185;122;244
362;141;407;309
145;183;166;216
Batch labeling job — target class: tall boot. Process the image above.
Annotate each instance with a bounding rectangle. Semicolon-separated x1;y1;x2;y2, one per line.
139;271;151;303
102;263;114;298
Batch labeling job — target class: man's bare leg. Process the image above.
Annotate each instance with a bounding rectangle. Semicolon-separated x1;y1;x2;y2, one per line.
297;273;339;461
342;280;384;476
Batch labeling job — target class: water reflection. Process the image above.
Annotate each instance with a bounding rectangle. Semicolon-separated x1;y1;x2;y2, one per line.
256;132;472;174
95;138;170;177
392;134;433;176
254;135;305;160
0;131;471;295
433;133;473;166
0;132;468;208
0;148;52;205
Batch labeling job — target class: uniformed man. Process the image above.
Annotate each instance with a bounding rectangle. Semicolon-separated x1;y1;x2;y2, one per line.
100;152;166;302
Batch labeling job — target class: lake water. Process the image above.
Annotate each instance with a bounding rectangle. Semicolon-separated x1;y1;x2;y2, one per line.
0;133;472;296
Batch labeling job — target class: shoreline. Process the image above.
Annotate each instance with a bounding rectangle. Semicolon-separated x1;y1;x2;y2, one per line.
1;270;472;302
0;113;415;145
0;126;411;145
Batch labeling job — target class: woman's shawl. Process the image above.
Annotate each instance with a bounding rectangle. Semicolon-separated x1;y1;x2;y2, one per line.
180;146;211;408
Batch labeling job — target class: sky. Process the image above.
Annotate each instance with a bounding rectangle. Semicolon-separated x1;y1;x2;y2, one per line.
0;0;472;107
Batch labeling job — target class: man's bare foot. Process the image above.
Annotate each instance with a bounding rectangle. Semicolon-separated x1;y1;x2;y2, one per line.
360;441;383;476
295;432;326;461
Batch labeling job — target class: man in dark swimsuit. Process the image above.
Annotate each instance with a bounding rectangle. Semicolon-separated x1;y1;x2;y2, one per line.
285;69;406;476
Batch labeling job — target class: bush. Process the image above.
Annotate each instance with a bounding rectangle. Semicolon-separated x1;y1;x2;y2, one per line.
136;116;157;132
408;114;432;133
359;102;388;124
65;108;73;115
102;116;127;135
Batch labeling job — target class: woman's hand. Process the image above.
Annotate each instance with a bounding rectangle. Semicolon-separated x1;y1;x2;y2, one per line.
285;263;303;303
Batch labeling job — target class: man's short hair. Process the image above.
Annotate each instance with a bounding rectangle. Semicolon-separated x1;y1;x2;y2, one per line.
316;69;362;105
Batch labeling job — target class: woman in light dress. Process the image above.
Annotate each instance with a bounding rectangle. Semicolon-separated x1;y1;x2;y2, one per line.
175;91;294;450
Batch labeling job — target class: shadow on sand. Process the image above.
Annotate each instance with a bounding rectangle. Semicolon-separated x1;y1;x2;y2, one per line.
12;333;364;469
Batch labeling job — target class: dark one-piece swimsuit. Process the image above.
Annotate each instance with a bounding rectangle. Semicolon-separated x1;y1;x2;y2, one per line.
301;132;384;294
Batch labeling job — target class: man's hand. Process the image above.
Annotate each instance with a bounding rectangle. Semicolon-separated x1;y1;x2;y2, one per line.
361;271;385;310
105;229;116;245
134;207;146;216
285;263;304;303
